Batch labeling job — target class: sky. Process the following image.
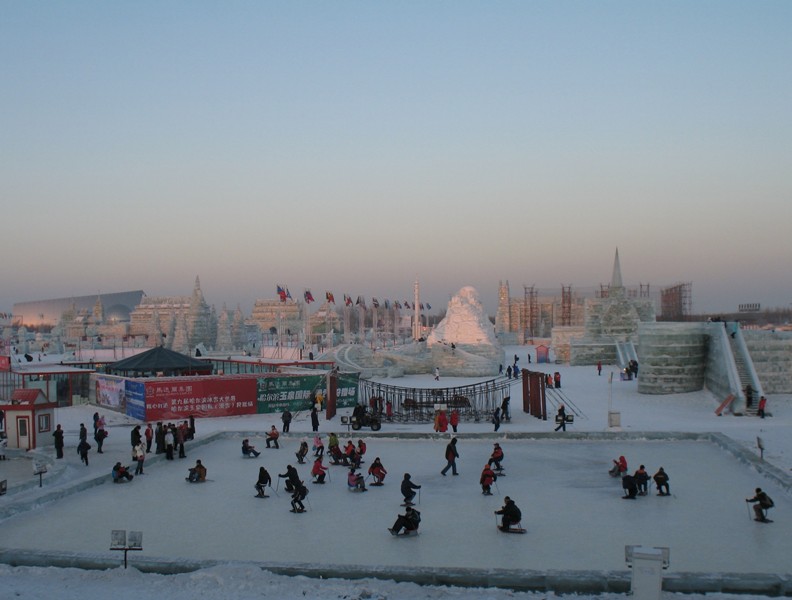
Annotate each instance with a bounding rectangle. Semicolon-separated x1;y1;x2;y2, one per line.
2;2;791;316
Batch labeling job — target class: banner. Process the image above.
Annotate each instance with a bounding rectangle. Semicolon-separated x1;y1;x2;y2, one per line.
144;377;257;421
256;374;325;414
125;380;146;421
335;372;360;409
95;375;127;409
0;356;10;371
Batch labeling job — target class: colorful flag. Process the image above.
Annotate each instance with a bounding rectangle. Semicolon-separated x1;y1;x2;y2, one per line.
394;301;401;309
384;299;390;309
326;291;335;304
344;294;353;306
286;287;292;300
372;298;379;308
404;301;411;309
276;285;287;302
356;296;366;308
304;290;315;304
426;303;431;310
420;303;424;310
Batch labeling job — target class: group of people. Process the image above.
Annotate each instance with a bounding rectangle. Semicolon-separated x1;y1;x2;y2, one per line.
433;409;460;433
154;421;193;460
611;456;670;499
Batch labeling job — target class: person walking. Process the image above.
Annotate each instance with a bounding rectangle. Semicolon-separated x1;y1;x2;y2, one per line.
95;421;107;454
77;438;91;466
434;367;440;381
441;437;459;476
492;407;501;432
554;405;567;432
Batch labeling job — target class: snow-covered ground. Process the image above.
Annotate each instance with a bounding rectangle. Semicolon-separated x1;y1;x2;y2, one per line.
1;347;790;598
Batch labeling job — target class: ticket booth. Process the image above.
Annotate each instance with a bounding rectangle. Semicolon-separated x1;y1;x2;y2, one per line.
0;389;57;450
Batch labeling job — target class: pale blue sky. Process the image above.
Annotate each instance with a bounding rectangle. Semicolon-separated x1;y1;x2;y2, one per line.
2;2;790;315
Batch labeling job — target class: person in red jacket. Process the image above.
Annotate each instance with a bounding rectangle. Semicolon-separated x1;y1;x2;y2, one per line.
311;456;328;484
265;426;280;449
357;439;367;461
488;443;505;471
368;457;387;485
480;464;497;495
449;409;460;433
609;455;628;477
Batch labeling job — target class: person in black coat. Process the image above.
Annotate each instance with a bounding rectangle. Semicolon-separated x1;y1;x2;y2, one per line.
52;424;65;459
441;438;459;476
389;506;421;535
400;473;421;505
255;466;272;497
621;474;638;499
155;422;165;454
554;405;567;432
79;423;88;443
279;464;300;492
281;409;292;433
746;488;774;522
131;425;142;448
495;496;522;531
290;480;308;513
310;406;320;432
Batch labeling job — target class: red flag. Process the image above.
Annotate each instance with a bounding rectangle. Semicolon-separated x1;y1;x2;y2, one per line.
304;290;315;303
326;291;335;304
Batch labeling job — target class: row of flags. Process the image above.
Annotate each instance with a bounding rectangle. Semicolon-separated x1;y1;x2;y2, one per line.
278;286;431;310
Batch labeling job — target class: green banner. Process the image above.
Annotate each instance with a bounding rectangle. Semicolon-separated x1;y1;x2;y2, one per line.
335;372;360;409
256;373;361;414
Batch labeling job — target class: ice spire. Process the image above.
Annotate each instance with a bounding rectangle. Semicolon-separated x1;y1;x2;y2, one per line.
611;248;623;290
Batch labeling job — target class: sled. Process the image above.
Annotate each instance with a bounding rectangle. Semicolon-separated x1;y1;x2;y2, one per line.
754;518;773;523
498;523;526;534
253;494;269;498
388;528;419;537
370;482;384;486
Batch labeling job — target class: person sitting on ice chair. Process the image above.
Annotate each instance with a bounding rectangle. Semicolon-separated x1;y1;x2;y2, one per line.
242;439;261;458
495;496;522;531
389;506;421;535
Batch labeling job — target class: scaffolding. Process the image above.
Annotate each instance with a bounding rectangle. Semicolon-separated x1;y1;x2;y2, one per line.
524;285;538;340
561;285;572;326
660;282;693;321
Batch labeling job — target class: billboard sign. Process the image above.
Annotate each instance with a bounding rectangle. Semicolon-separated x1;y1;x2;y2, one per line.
144;377;256;421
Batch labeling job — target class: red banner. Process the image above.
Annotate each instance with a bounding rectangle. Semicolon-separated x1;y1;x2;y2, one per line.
0;356;10;371
144;377;257;421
